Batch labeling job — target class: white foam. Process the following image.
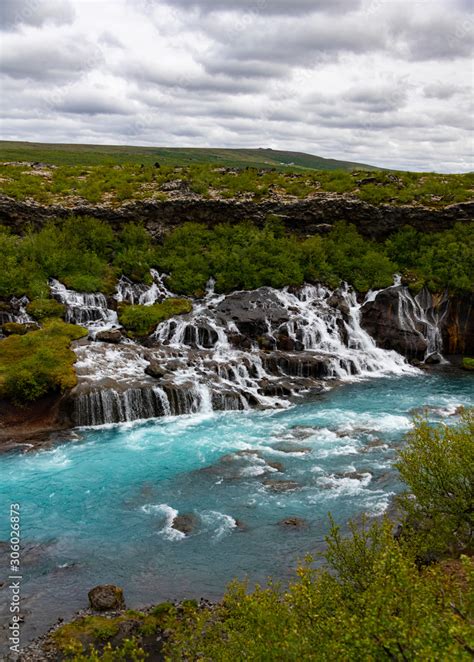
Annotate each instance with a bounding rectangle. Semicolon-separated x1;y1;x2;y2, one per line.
141;503;185;541
200;510;237;539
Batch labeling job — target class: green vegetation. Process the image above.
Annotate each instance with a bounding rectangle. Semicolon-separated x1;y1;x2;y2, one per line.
0;320;87;404
0;160;472;207
0;141;375;170
56;413;474;661
26;298;65;320
118;299;192;337
0;218;472;304
462;357;474;371
0;218;157;299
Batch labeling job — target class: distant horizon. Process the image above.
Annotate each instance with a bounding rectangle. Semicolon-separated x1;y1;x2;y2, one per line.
0;139;457;174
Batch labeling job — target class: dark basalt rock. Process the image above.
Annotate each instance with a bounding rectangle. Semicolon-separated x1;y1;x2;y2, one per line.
360;287;428;359
95;329;122;343
171;513;199;535
145;359;168;379
215;288;289;338
262;352;332;379
271;441;312;454
88;584;125;611
1;194;472;241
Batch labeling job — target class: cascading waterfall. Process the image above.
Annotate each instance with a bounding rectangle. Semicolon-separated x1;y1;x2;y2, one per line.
70;282;420;426
115;269;174;306
50;279;118;329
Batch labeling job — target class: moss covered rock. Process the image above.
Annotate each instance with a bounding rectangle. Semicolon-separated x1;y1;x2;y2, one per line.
88;584;125;612
26;298;66;320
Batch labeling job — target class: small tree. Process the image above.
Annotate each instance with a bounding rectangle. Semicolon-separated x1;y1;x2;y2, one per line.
396;409;474;554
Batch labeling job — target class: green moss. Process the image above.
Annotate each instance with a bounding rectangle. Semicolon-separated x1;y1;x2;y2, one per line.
1;322;38;336
118;299;192;337
52;616;124;653
462;357;474;371
26;298;65;320
0;320;87;404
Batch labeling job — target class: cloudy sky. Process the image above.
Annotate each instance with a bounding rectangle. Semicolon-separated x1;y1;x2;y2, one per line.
0;0;473;171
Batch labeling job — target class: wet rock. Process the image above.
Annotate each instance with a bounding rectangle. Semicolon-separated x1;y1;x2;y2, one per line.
327;292;351;317
145;360;168;379
334;470;371;481
262;352;331;379
95;329;122;343
288;425;319;439
424;352;443;365
215;288;289;338
172;513;199;535
271;441;312;454
278;517;308;528
360;438;386;452
360;287;428;360
266;461;284;472
259;380;293;397
88;584;125;611
263;479;300;492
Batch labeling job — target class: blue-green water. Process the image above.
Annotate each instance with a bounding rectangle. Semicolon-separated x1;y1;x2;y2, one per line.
0;370;472;646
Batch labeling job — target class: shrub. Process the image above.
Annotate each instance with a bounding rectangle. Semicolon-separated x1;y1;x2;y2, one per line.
0;320;87;404
396;410;474;555
26;298;65;320
118;299;192;336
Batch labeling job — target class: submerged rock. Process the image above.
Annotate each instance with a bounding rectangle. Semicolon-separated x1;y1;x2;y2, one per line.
271;442;312;454
88;584;125;611
263;479;300;492
278;517;308;528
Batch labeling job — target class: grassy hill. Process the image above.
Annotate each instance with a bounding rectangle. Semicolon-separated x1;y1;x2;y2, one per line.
0;141;379;171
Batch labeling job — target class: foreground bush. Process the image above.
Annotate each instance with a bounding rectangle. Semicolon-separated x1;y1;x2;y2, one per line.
118;299;192;336
396;409;474;555
0;320;87;403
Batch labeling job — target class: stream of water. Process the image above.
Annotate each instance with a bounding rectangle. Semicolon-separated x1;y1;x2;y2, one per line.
0;369;472;648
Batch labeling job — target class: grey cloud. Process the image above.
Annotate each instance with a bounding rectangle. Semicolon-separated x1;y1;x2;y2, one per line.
1;36;103;82
0;0;75;30
158;0;359;15
343;86;408;113
423;83;463;99
124;61;263;94
54;92;133;116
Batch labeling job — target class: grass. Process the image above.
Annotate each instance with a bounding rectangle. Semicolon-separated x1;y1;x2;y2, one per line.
0;320;87;404
0;141;377;171
118;299;192;337
0;160;472;208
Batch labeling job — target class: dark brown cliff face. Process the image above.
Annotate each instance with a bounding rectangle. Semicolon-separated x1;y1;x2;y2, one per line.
0;194;472;240
360;286;474;360
442;293;474;355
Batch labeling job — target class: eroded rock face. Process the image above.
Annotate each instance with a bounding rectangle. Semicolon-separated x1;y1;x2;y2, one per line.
215;288;289;338
88;584;125;611
1;194;472;241
360;287;428;359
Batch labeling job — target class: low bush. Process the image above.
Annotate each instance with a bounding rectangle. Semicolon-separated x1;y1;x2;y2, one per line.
118;299;192;336
0;320;87;404
26;298;65;320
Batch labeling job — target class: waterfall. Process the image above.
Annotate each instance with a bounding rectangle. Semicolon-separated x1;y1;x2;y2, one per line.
69;283;418;427
115;270;174;306
50;279;118;331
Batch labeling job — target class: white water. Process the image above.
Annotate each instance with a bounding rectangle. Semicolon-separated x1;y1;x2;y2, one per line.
70;282;421;426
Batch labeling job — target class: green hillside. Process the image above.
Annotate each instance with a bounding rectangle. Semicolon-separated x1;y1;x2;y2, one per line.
0;141;379;171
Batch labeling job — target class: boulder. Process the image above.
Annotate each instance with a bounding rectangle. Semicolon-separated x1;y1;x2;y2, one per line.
271;441;312;454
95;329;122;344
145;359;168;379
171;513;199;535
88;584;125;611
215;288;289;339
